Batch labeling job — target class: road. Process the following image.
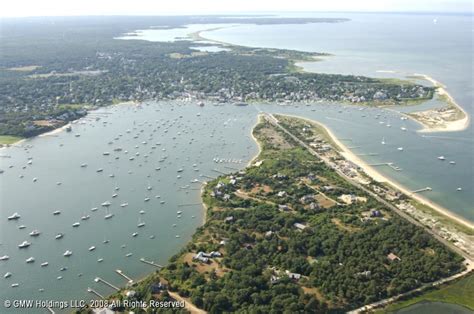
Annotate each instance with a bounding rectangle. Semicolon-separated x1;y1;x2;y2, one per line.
263;113;473;312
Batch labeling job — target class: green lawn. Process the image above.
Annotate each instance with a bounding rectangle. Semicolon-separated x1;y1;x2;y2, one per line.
382;274;474;312
0;135;23;145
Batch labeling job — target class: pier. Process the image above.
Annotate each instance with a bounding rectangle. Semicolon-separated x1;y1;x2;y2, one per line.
411;187;432;193
140;258;163;268
47;307;55;314
355;153;379;156
87;287;105;299
368;162;401;171
201;175;216;179
94;277;120;291
115;269;134;284
212;168;228;175
178;203;202;207
224;166;240;171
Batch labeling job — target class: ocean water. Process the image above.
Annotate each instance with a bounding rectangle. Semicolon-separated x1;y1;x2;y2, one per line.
1;13;473;312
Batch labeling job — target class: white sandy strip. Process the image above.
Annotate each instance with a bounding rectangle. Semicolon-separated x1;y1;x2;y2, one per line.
321;121;473;230
248;115;264;166
413;73;470;133
278;113;473;230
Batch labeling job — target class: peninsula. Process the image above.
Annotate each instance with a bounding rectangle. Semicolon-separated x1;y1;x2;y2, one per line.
90;115;471;313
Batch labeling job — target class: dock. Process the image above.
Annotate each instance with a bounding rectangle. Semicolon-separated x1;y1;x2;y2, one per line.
224;166;240;171
115;269;134;284
140;258;164;268
368;162;401;171
411;187;432;193
178;203;202;207
201;175;216;179
47;307;55;314
87;287;105;299
94;277;120;291
212;169;227;175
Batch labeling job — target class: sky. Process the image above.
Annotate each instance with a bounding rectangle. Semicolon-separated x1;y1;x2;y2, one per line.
1;0;472;17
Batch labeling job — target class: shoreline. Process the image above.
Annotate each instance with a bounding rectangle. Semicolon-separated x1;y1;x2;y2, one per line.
0;101;138;151
279;113;473;230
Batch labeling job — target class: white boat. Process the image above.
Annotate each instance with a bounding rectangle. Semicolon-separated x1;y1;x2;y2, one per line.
53;210;61;215
91;207;98;212
144;197;150;202
137;219;145;228
457;187;463;191
29;230;41;237
438;156;446;161
18;225;26;229
4;272;12;278
7;212;21;220
381;137;386;145
55;233;64;240
18;241;31;248
101;201;111;207
139;210;146;215
103;152;110;156
81;214;90;220
104;212;114;219
125;253;133;257
63;250;73;257
96;168;103;172
32;177;38;182
11;283;19;288
120;203;128;207
88;246;96;251
80;163;88;168
57;276;63;280
132;232;138;237
112;193;118;198
40;262;49;267
0;255;9;261
177;211;182;215
72;222;80;227
449;161;456;165
397;147;404;151
25;257;35;263
401;127;407;131
97;258;104;263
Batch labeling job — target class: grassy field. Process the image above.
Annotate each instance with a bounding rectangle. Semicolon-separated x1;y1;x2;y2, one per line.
0;135;23;145
382;273;474;312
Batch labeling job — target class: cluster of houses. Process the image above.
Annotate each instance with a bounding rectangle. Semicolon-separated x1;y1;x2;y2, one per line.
338;194;367;205
193;251;223;263
371;184;402;201
270;268;303;285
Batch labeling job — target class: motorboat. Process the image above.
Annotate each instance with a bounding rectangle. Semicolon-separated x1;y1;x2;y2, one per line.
7;212;21;220
18;241;31;249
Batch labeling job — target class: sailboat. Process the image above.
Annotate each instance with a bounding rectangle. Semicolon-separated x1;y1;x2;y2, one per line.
381;137;386;145
137;218;145;228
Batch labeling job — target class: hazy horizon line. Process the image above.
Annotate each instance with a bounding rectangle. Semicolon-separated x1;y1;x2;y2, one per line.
1;10;472;19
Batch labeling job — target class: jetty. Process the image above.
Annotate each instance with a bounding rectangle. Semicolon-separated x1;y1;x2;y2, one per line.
178;203;202;207
411;187;432;193
115;269;134;284
87;287;105;299
140;258;163;268
94;277;120;291
212;168;227;175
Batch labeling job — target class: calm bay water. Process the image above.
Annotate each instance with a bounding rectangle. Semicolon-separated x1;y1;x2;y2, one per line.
1;13;473;312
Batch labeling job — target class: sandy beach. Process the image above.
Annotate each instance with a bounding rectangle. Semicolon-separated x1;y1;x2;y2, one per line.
248;114;264;166
319;120;473;230
279;113;473;231
413;73;470;133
